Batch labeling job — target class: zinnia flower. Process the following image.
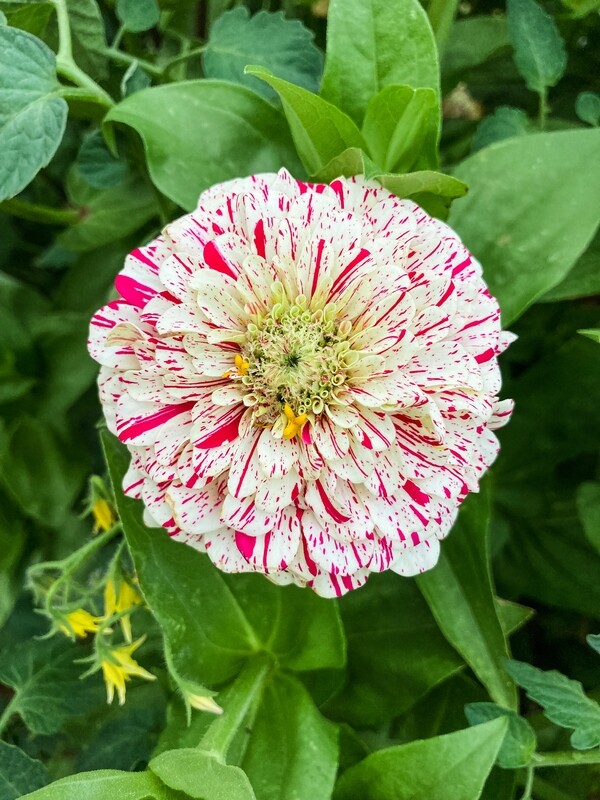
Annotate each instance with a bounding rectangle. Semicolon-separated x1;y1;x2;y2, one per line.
89;170;513;597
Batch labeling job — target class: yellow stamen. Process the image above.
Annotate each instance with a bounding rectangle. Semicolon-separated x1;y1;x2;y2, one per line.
60;608;102;639
283;405;307;439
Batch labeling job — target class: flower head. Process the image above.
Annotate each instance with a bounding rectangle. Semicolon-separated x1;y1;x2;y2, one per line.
89;170;513;597
103;578;143;642
60;608;102;639
100;636;155;705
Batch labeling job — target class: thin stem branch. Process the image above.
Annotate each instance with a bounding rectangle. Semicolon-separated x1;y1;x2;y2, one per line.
0;697;17;740
0;198;80;226
531;750;600;768
538;88;549;130
519;765;535;800
105;47;163;77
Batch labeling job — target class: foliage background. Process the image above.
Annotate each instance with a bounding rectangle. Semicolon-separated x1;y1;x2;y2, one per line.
0;0;599;798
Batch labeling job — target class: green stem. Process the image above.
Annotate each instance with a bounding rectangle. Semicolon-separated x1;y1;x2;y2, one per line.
199;654;271;761
0;198;80;226
104;47;163;77
162;46;206;78
519;765;534;800
538;88;549;130
0;697;17;739
427;0;460;55
531;750;600;768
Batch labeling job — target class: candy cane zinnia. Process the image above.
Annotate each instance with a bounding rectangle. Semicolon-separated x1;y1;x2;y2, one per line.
89;170;513;597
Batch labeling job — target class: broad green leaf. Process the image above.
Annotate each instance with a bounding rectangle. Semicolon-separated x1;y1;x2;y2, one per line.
505;660;600;749
442;16;509;78
102;431;345;688
58;170;159;251
0;637;103;735
577;482;600;554
465;702;536;768
326;572;463;728
333;718;508;800
66;0;108;81
0;741;47;800
116;0;160;32
417;490;517;710
495;598;533;637
320;0;439;125
362;85;439;173
246;66;366;177
242;673;338;800
1;4;53;38
506;0;567;93
0;27;67;202
579;328;600;343
20;770;177;800
151;750;255;799
312;147;377;184
449;129;600;324
542;231;600;302
471;106;529;153
104;80;303;211
77;130;129;189
376;171;468;219
587;634;600;655
576;91;600;126
204;8;323;101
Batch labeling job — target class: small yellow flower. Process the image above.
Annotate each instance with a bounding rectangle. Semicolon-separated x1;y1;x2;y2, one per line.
101;636;155;705
283;404;308;439
92;498;115;533
104;578;143;643
59;608;102;639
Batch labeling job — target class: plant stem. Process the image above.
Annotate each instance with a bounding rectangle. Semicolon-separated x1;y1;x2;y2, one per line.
199;654;271;761
538;88;549;130
519;765;535;800
162;46;206;78
427;0;460;55
0;697;17;739
0;198;80;226
532;750;600;768
105;47;163;77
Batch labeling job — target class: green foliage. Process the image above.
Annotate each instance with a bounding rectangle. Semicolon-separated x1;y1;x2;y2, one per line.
0;741;47;800
506;0;567;94
505;660;600;749
150;749;257;799
464;703;536;768
471;106;529;152
19;770;179;800
77;130;129;189
115;0;160;33
576;91;600;126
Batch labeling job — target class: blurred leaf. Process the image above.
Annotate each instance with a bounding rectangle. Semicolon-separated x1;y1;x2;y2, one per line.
150;749;256;799
542;231;600;302
120;61;151;97
58;170;158;251
577;482;600;554
443;17;509;79
471;106;529;153
505;660;600;749
0;491;26;628
362;85;439;172
575;92;600;126
333;718;507;800
18;770;179;800
320;0;439;125
204;8;323;101
2;3;53;38
559;0;600;18
0;26;67;202
587;634;600;655
77;130;129;189
242;673;338;800
0;741;47;800
247;66;366;177
103;431;345;689
104;80;303;211
465;702;536;768
449;129;600;324
506;0;567;93
116;0;160;33
0;637;103;735
579;328;600;343
417;491;517;710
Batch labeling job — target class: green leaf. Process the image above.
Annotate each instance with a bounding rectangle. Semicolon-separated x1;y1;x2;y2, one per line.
246;66;366;178
2;4;53;38
587;634;600;655
362;85;439;173
506;0;567;93
0;741;47;800
0;10;6;24
495;598;534;637
320;0;439;125
326;572;463;728
575;91;600;126
376;170;468;219
312;147;377;183
58;170;158;251
465;703;536;768
242;673;338;800
471;106;529;153
0;637;103;735
102;431;345;688
77;130;129;189
449;129;600;324
0;493;26;628
66;0;109;81
577;482;600;554
19;770;178;800
505;660;600;749
442;16;509;78
579;328;600;344
542;231;600;302
116;0;160;33
333;718;508;800
0;26;67;202
204;8;323;101
151;750;256;799
104;80;303;211
416;490;517;710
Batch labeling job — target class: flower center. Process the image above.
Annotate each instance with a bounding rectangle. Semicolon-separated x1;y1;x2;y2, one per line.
230;282;353;437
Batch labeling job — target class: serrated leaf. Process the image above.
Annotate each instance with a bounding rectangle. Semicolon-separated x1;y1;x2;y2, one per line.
247;65;366;177
333;718;508;800
506;0;567;93
0;741;47;800
116;0;160;32
472;106;529;153
77;130;129;189
575;92;600;126
204;7;323;101
0;26;67;201
465;702;536;768
0;637;103;735
321;0;439;125
505;659;600;749
104;80;303;211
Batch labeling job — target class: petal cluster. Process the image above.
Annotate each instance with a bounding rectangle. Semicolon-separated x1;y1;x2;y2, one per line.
89;170;513;597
